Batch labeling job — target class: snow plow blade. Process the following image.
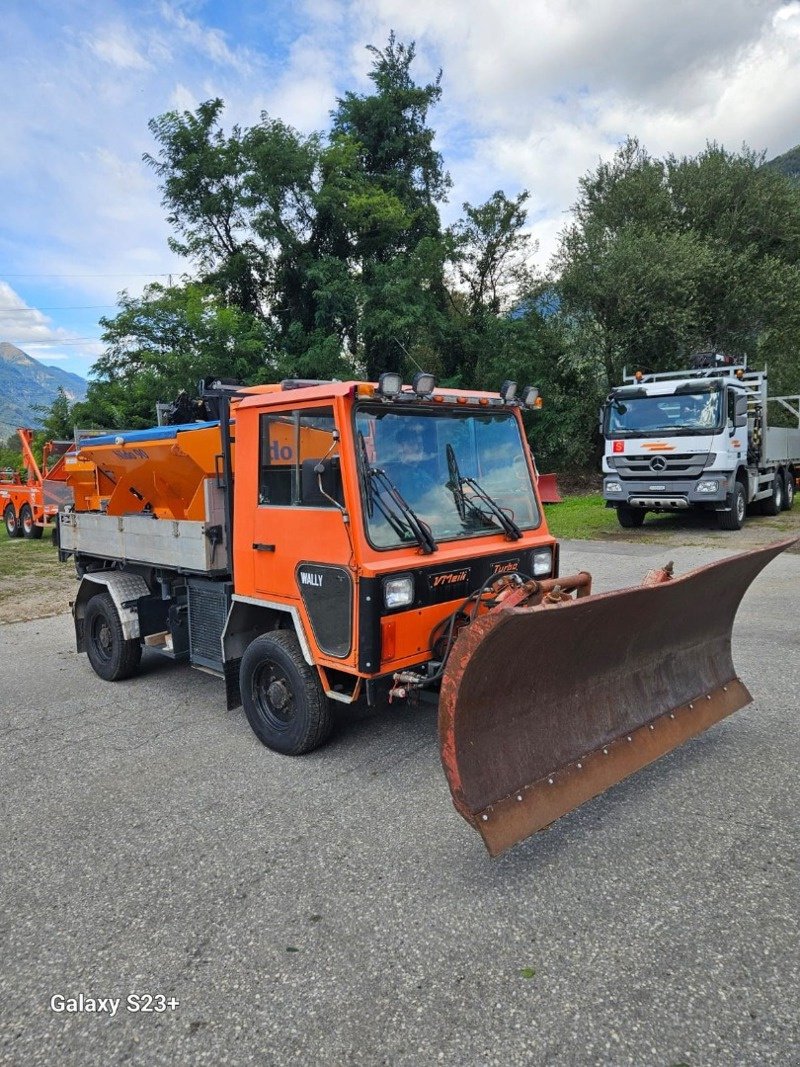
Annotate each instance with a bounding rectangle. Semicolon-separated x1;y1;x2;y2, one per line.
439;538;796;856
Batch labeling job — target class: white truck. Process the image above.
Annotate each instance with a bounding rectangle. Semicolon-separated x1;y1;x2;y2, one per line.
601;358;799;530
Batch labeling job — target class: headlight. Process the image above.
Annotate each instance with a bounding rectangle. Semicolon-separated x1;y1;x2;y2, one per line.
697;480;718;493
531;547;552;577
384;575;414;609
605;481;622;493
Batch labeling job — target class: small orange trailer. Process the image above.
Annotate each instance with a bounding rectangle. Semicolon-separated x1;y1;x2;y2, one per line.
1;428;76;538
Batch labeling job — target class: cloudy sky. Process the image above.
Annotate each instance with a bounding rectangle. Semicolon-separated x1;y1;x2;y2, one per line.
1;0;798;378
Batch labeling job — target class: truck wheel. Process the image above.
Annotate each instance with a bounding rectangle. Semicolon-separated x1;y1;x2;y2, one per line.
616;505;645;528
4;505;22;538
782;469;795;511
19;504;43;539
760;475;783;516
240;631;333;755
718;482;746;530
84;592;142;681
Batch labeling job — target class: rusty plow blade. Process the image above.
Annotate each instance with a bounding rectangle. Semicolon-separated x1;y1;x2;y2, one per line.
438;538;796;857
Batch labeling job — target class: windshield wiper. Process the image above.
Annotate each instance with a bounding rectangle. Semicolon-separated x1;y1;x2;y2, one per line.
358;433;437;554
446;444;522;541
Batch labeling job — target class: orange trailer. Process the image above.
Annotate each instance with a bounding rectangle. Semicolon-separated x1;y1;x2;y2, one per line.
57;375;795;855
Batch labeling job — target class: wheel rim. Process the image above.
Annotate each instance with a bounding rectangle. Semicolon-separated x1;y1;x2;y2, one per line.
775;482;783;509
788;478;795;505
90;614;113;663
736;491;745;522
22;511;32;533
252;662;295;732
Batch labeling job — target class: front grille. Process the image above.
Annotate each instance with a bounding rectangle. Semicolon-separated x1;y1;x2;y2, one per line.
610;452;714;477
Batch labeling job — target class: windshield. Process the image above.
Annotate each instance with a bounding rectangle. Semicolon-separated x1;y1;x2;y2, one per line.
605;390;722;437
355;406;540;548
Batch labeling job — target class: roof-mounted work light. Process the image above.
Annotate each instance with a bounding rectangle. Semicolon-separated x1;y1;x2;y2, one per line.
377;371;403;397
521;385;541;409
412;371;436;396
499;380;517;402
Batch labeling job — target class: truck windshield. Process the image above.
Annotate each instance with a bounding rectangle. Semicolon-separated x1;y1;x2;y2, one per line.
355;406;540;548
606;390;722;437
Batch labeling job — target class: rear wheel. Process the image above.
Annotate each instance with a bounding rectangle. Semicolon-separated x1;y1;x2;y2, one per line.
616;504;645;528
84;592;142;681
718;481;746;530
4;504;22;538
782;468;795;511
20;504;43;539
240;631;333;755
760;474;783;516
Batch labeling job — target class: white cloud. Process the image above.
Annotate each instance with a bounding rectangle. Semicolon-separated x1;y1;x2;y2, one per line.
2;0;799;376
84;27;152;70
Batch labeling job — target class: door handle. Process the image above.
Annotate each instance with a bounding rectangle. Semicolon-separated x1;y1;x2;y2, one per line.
253;543;275;552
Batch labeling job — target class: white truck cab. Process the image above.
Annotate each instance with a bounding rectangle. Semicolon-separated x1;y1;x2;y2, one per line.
602;359;799;530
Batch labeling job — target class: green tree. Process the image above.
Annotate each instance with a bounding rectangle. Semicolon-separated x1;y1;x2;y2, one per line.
71;283;275;428
554;138;800;393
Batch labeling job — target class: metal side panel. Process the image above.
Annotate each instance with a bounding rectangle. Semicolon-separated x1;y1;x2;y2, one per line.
60;503;228;574
765;426;800;465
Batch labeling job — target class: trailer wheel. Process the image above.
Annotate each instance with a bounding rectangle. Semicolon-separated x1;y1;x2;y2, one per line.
4;504;22;538
760;474;783;516
240;631;333;755
616;504;645;528
19;504;43;539
718;481;746;530
84;592;142;681
781;468;795;511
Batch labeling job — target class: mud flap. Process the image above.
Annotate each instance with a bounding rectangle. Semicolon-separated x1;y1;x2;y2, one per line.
438;538;796;856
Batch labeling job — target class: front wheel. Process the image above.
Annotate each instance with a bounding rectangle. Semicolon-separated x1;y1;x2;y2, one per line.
84;591;142;681
782;468;795;511
240;631;333;755
4;504;22;538
20;504;43;539
718;482;746;530
616;504;645;528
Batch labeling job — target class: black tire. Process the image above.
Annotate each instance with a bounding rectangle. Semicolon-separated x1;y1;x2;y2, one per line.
616;504;645;528
760;474;783;516
19;504;43;539
781;468;795;511
718;481;747;530
84;592;142;681
240;631;333;755
4;504;22;538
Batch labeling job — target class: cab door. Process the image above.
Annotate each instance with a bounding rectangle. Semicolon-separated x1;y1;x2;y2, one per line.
250;403;355;663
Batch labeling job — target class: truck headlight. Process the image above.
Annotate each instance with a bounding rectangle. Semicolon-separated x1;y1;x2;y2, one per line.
531;547;552;577
384;575;414;609
697;480;718;493
605;481;622;493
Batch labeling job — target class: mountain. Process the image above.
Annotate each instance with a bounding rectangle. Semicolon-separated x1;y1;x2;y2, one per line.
763;145;800;183
0;343;87;441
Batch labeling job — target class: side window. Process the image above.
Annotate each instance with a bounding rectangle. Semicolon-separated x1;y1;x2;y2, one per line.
258;407;342;507
727;390;736;427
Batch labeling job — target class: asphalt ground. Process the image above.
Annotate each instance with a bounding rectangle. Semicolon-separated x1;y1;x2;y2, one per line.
1;539;798;1066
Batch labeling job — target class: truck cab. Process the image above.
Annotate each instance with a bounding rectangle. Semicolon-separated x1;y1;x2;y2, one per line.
601;363;797;530
228;379;557;712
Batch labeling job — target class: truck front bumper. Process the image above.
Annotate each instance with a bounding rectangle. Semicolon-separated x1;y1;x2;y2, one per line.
603;476;731;509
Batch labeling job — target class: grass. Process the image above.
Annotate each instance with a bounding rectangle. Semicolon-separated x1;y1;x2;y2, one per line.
0;531;77;623
0;531;60;580
543;493;618;539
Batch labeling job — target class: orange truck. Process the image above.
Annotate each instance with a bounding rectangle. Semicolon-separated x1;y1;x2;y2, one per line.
57;374;794;855
1;428;76;539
